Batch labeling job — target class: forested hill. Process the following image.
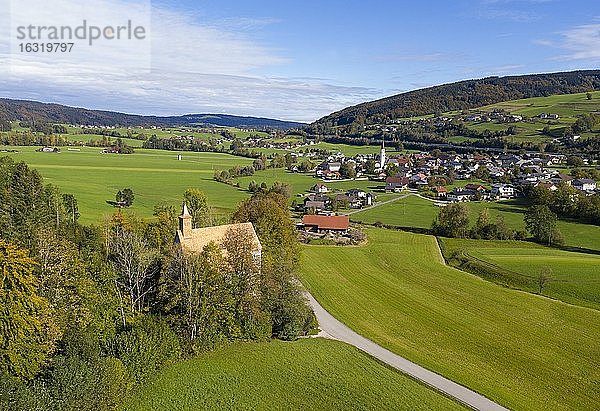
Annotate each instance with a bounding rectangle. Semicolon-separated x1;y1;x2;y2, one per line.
310;70;600;131
0;98;306;129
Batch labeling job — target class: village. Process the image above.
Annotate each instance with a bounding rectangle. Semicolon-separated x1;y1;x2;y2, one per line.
293;141;598;240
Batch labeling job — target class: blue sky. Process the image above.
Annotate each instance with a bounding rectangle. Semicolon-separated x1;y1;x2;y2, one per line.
1;0;599;121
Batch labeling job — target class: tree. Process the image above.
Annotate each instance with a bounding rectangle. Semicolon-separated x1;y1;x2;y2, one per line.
163;245;237;349
340;162;356;179
248;180;259;193
115;189;134;207
524;204;563;245
106;220;160;321
0;240;58;379
537;267;553;294
432;203;470;238
566;156;584;167
365;159;377;174
223;226;268;339
232;191;313;340
586;92;593;100
62;193;80;223
184;188;209;228
385;163;399;177
121;189;134;207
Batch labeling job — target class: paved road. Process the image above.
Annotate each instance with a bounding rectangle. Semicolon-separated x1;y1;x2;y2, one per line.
305;292;509;411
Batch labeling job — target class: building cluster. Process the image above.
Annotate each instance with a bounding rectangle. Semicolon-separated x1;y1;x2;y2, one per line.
307;145;597;205
300;185;374;214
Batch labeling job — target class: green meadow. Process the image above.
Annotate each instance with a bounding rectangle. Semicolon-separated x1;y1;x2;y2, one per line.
481;91;600;119
299;228;600;410
351;194;600;250
462;91;600;143
439;237;600;310
2;146;253;224
121;339;463;411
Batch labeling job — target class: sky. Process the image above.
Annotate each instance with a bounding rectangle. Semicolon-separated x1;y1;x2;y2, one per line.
0;0;599;122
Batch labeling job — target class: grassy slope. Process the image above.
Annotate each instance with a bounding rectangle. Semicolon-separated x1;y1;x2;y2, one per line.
351;195;600;250
121;339;463;411
463;91;600;143
439;238;600;310
3;147;253;224
299;228;600;410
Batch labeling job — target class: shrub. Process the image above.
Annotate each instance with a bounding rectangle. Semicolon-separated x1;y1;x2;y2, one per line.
47;355;129;411
109;316;181;384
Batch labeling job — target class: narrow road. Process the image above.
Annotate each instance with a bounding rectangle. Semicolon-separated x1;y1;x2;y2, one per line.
305;292;509;411
344;192;412;216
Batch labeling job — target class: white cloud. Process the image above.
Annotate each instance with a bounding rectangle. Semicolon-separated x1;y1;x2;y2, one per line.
0;0;382;122
556;23;600;61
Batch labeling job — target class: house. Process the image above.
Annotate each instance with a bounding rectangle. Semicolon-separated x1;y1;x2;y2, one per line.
335;194;362;209
490;184;515;199
175;204;262;263
447;189;474;202
536;181;558;191
301;215;350;233
550;173;573;186
572;179;597;192
464;183;486;192
316;161;341;175
346;189;373;206
311;183;329;193
433;186;448;198
385;176;409;192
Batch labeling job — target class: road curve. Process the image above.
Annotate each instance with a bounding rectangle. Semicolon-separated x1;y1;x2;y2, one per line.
305;292;509;411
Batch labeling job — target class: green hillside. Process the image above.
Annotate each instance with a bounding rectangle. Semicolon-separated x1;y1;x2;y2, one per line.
351;195;600;251
122;339;463;411
310;70;600;129
440;237;600;310
299;228;600;410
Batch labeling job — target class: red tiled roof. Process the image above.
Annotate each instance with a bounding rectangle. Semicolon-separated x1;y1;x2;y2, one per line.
302;215;349;230
385;177;409;184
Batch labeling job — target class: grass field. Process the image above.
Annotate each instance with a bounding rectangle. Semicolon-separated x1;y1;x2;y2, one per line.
2;146;253;224
439;237;600;310
299;228;600;410
121;339;463;411
449;92;600;143
234;168;383;197
481;91;600;120
351;194;600;250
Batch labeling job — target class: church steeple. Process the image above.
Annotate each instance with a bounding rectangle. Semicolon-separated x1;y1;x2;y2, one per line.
179;202;193;238
379;138;386;170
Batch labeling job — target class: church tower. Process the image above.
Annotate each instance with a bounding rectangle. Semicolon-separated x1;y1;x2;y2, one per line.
179;203;193;239
379;139;386;170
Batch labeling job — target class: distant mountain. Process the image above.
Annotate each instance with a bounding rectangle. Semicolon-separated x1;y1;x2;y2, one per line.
310;70;600;131
0;99;306;129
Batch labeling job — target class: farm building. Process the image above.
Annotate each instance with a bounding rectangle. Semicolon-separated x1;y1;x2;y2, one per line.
301;215;350;234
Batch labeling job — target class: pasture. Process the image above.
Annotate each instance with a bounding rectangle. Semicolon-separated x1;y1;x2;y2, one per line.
299;228;600;410
439;238;600;310
459;91;600;143
121;339;463;411
351;194;600;250
2;146;253;224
